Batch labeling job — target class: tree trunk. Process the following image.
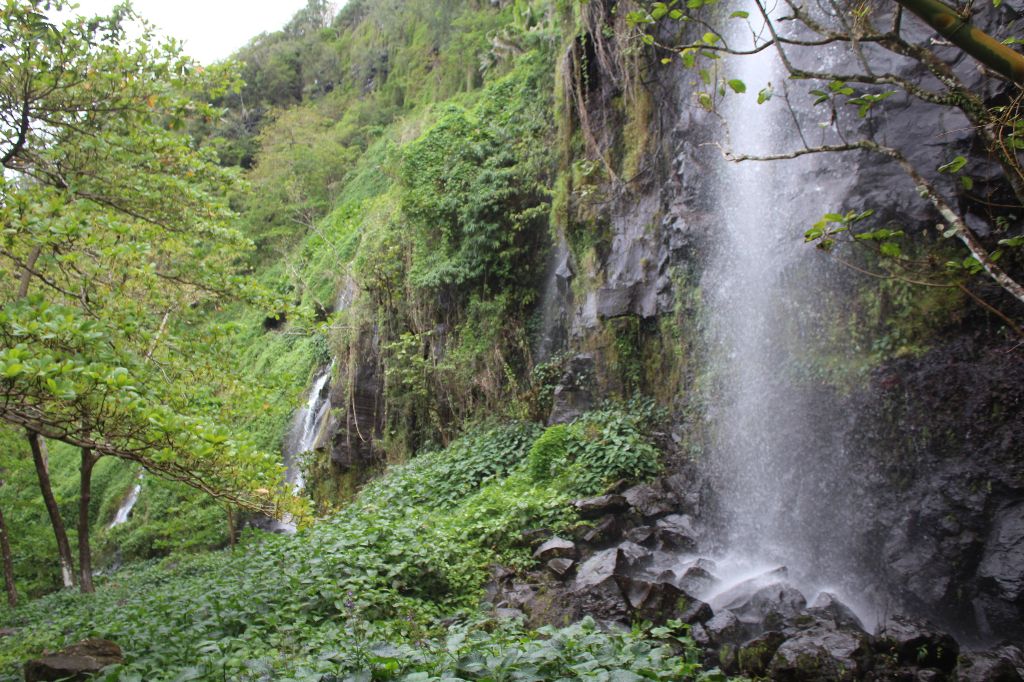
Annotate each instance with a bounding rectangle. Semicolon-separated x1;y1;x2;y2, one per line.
226;506;236;551
895;0;1024;84
28;430;75;588
0;500;16;608
78;448;98;593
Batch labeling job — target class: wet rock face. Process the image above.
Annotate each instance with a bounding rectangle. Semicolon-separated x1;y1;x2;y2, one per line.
24;639;123;682
487;466;1024;681
847;337;1024;640
325;327;383;470
547;354;596;425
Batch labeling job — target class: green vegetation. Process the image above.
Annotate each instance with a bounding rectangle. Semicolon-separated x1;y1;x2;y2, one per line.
0;414;694;681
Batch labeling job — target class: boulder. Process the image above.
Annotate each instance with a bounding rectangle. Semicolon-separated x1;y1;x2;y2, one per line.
723;580;807;630
625;525;657;546
738;631;787;678
705;610;746;646
580;515;621;544
623;484;675;518
676;563;717;595
533;537;576;562
619;577;713;625
547;557;576;579
24;639;123;682
957;647;1024;682
654;514;698;551
807;592;865;632
769;625;871;681
573;495;628;519
547;354;595;425
877;615;959;672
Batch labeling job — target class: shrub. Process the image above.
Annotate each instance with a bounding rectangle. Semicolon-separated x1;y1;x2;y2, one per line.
527;423;570;481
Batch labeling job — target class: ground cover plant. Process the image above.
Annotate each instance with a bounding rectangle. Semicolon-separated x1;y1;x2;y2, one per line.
0;411;710;681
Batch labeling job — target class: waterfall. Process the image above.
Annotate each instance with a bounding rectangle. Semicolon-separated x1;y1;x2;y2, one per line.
109;477;142;528
283;362;334;493
696;6;878;626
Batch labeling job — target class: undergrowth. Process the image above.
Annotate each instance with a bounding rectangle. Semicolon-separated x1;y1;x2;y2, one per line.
0;409;692;681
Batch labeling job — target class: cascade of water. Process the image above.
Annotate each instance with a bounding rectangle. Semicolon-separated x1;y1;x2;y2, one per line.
696;6;877;626
109;477;142;528
284;362;334;493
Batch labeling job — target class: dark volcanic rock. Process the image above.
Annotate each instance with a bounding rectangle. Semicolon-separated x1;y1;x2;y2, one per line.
546;557;576;578
619;576;712;625
721;579;807;630
533;537;576;562
653;513;698;551
958;648;1024;682
807;592;865;632
738;631;787;678
705;610;746;646
579;514;621;544
573;494;628;519
548;354;595;425
623;483;675;518
24;639;123;682
326;328;383;469
625;525;656;546
769;625;871;682
877;615;959;672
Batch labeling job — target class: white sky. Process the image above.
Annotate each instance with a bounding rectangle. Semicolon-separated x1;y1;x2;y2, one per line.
66;1;315;64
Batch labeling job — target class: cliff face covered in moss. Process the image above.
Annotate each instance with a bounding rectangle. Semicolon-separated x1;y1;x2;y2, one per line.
3;0;1024;679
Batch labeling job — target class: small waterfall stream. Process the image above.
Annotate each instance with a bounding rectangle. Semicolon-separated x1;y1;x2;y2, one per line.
284;363;333;493
109;476;142;528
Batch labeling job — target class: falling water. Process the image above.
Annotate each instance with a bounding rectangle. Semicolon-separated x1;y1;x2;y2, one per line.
109;476;142;528
697;7;877;625
283;363;333;493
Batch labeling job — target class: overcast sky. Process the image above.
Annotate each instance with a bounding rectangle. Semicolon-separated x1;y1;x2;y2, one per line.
66;1;316;64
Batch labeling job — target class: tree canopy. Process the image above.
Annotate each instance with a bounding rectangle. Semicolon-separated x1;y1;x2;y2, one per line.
0;0;299;518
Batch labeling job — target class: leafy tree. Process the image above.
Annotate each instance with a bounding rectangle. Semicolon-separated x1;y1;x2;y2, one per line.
0;0;298;591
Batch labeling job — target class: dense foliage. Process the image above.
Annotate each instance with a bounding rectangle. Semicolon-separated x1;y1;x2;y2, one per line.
0;414;686;681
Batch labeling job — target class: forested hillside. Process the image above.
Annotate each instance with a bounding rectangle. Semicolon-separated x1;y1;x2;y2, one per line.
2;0;1024;679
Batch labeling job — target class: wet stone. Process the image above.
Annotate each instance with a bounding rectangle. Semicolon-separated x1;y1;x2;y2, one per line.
724;581;807;630
677;564;717;595
581;515;620;544
547;557;575;579
533;537;576;561
878;615;959;672
738;631;787;678
769;626;870;682
807;591;865;632
625;525;657;546
623;484;675;518
705;610;746;646
573;494;629;519
654;514;698;551
957;648;1024;682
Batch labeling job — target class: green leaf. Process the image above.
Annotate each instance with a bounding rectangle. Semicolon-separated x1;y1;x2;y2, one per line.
730;10;750;18
727;79;746;94
938;156;968;174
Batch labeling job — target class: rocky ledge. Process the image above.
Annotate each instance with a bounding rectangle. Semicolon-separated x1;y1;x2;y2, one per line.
488;471;1024;681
